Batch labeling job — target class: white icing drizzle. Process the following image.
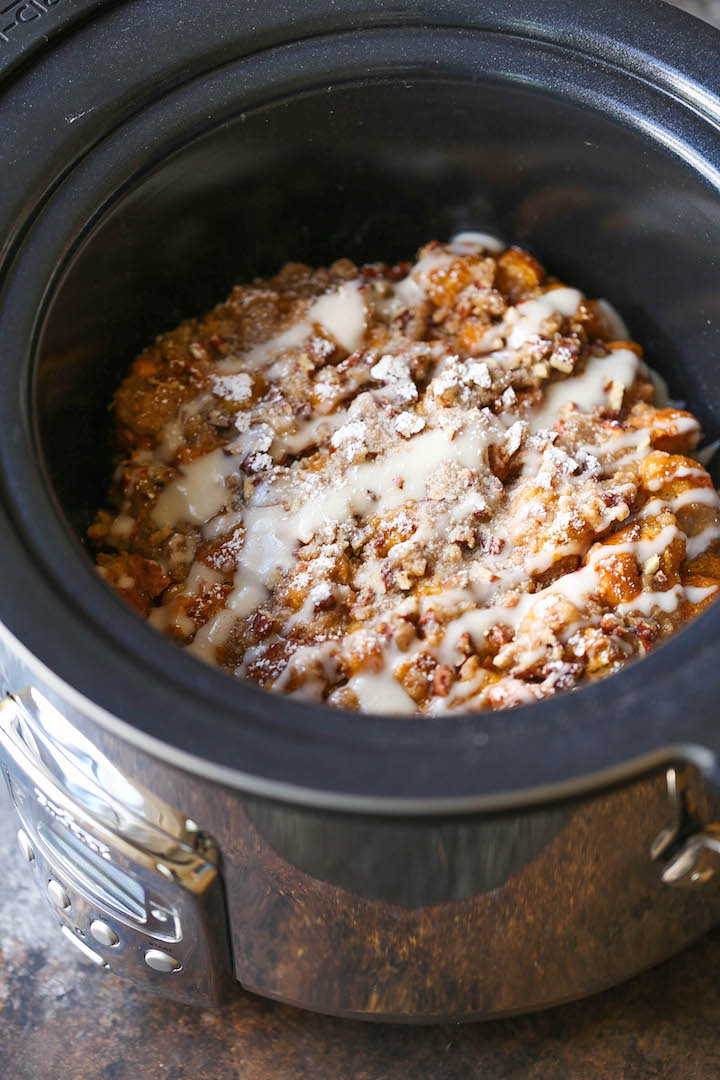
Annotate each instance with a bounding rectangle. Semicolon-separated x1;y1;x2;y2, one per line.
687;524;720;560
235;321;311;371
668;486;720;512
309;282;366;353
665;415;700;436
506;287;583;349
685;584;719;604
604;522;683;565
222;280;366;372
227;569;269;617
109;513;134;539
271;643;340;693
347;670;416;715
638;498;666;519
644;463;707;490
594;298;630;340
184;562;224;591
158;394;212;462
276;410;350;455
202;508;244;542
522;541;588;578
617;585;683;617
379;250;455;316
447;231;505;254
584;428;649;458
152;449;236;526
439;606;520;663
187;608;239;659
237;506;299;581
674;465;709;480
238;420;503;578
529;348;639;432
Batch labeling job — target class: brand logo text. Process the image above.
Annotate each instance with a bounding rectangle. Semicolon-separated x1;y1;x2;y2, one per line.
1;0;63;46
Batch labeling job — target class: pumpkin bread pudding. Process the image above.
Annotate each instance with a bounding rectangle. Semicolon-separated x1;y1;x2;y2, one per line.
89;234;720;713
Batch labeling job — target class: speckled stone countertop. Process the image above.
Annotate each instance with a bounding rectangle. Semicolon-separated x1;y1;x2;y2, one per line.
2;2;720;1078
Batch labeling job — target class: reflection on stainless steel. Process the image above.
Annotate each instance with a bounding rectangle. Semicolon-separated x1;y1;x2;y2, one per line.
651;767;693;864
653;767;720;887
19;687;190;850
662;829;720;887
90;918;119;947
0;690;231;1007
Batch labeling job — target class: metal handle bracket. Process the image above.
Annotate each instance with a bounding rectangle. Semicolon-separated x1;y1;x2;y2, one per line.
652;767;720;888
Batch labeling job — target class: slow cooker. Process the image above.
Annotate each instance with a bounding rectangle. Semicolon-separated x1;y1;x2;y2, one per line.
1;0;720;1020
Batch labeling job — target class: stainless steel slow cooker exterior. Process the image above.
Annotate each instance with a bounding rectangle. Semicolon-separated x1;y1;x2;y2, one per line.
4;641;720;1018
1;0;720;1019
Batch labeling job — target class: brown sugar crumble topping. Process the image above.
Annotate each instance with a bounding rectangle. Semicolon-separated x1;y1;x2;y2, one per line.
89;233;720;713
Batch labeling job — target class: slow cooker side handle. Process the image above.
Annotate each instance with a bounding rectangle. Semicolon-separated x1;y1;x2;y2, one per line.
0;687;233;1006
651;765;720;888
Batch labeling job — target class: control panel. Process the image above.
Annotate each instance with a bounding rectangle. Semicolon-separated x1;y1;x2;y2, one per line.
0;688;231;1006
